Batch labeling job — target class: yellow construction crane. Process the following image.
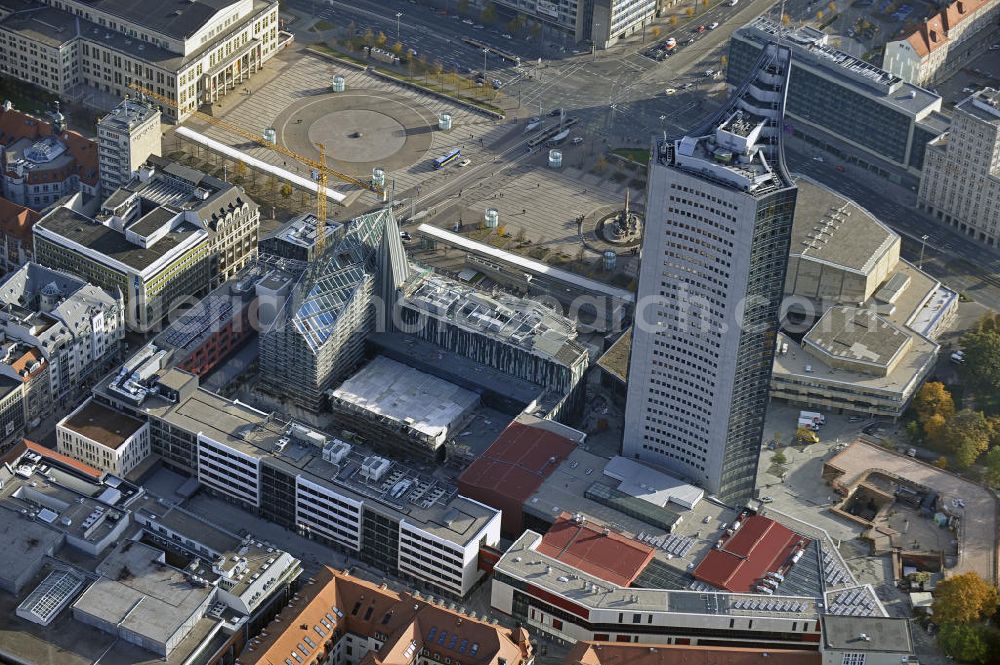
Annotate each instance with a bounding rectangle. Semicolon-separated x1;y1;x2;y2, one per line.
315;143;328;256
128;84;384;201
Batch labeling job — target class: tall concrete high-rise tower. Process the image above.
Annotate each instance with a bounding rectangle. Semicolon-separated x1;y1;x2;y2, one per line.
97;98;161;196
623;43;797;504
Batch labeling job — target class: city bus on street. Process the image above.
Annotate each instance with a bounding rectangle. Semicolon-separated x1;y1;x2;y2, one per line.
433;149;461;169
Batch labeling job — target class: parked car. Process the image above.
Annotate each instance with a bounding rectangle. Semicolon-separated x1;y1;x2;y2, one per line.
681;82;694;89
664;87;677;95
548;108;563;116
571;137;584;144
399;231;412;241
502;33;512;39
705;69;716;78
696;24;706;32
760;496;774;504
458;158;471;167
462;18;474;24
951;350;966;364
491;78;503;89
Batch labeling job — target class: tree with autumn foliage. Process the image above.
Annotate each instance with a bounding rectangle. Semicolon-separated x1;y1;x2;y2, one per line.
910;381;953;440
933;573;998;625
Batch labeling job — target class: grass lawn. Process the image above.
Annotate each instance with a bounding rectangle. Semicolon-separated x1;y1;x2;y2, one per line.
313;19;334;31
612;148;651;164
0;76;57;116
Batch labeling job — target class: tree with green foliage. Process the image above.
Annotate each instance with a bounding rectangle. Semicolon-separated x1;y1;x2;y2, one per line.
375;31;387;47
938;623;991;664
772;450;787;466
983;446;1000;487
391;41;404;56
961;315;1000;404
933;572;999;625
940;409;994;468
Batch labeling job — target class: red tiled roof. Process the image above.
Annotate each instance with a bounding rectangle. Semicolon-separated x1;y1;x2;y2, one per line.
904;0;991;57
0;106;99;186
243;567;532;665
457;420;577;534
8;347;45;381
568;641;821;665
22;439;104;480
0;198;41;242
537;513;655;587
692;514;806;593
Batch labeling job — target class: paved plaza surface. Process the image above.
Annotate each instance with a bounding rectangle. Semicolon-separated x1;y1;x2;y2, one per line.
182;47;513;209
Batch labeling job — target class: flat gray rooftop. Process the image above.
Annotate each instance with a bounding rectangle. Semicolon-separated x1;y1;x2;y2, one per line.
960;91;1000;125
330;355;479;441
790;179;897;275
0;504;65;590
822;615;912;652
0;564;228;665
154;386;498;546
37;206;206;274
804;307;910;370
73;541;212;650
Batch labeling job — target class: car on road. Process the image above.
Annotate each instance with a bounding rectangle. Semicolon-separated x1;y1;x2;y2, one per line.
705;69;716;78
548;108;563;116
760;496;774;504
848;415;867;423
502;33;512;39
571;137;584;144
835;164;846;172
664;87;677;95
812;155;824;162
451;14;461;20
491;78;503;89
696;24;706;32
963;86;977;93
685;37;696;44
702;515;712;524
862;423;882;435
462;17;474;24
708;22;719;29
680;82;694;89
992;43;1000;50
727;0;738;5
474;23;485;29
399;231;412;241
457;158;471;167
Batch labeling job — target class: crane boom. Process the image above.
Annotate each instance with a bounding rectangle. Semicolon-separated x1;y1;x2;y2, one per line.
128;84;383;197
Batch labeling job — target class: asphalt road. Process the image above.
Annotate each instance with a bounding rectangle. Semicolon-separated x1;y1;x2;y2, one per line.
286;0;1000;308
785;144;1000;311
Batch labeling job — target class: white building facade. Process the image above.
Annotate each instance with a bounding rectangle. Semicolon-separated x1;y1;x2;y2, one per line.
57;398;150;475
0;0;283;121
97;98;162;196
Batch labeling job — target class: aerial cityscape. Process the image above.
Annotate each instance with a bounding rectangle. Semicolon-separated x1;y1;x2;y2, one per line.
0;0;997;662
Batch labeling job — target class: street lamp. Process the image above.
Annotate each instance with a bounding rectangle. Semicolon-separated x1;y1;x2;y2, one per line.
483;47;489;79
919;234;929;269
395;12;402;42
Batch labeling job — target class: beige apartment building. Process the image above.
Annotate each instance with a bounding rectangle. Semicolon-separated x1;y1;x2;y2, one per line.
918;89;1000;249
0;0;284;121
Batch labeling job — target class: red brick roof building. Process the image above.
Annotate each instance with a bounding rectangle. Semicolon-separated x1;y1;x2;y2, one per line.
242;566;533;665
0;197;41;270
692;514;807;593
0;104;100;211
883;0;1000;85
566;641;821;665
538;513;655;587
458;416;579;536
